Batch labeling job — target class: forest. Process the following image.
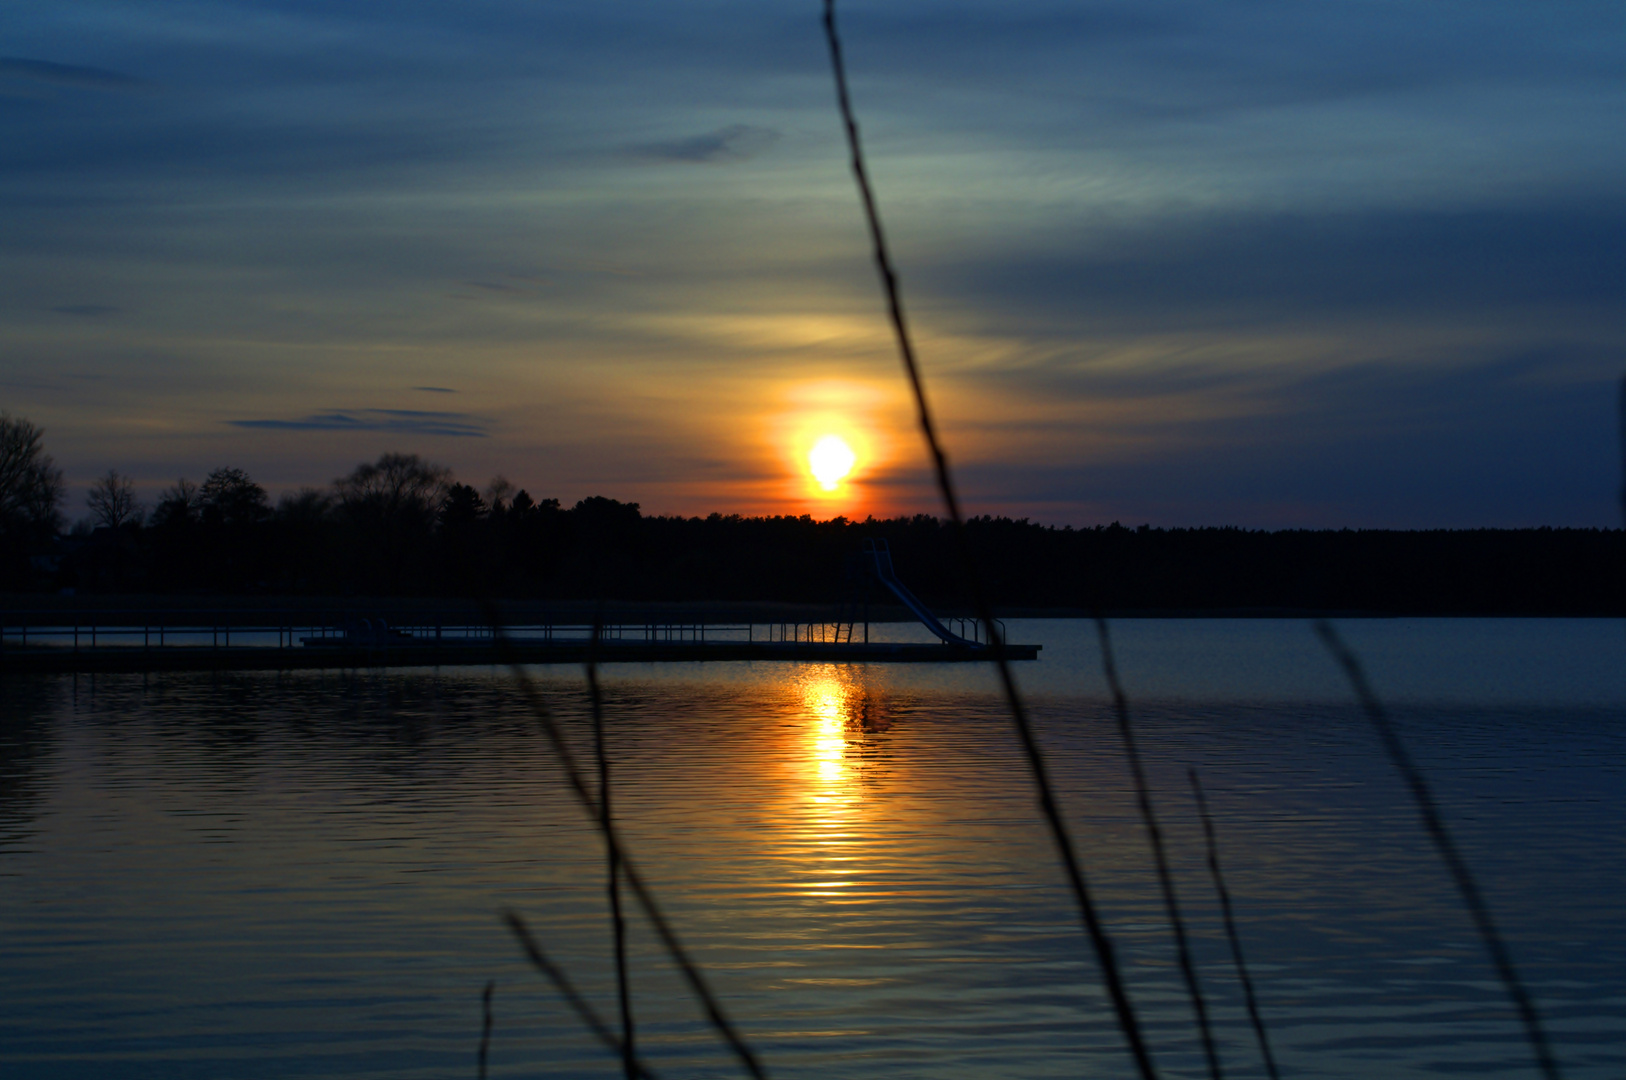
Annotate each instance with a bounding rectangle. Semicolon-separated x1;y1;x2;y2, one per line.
5;442;1620;615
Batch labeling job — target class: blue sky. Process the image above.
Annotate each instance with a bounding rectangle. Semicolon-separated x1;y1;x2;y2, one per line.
3;1;1622;526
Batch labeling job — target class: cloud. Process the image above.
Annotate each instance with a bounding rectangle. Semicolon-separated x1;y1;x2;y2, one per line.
632;124;779;164
923;202;1626;335
0;57;149;92
51;304;119;317
229;409;489;438
6;2;1623;528
951;341;1625;528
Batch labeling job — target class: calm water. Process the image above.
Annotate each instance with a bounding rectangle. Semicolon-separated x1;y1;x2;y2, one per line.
1;619;1622;1078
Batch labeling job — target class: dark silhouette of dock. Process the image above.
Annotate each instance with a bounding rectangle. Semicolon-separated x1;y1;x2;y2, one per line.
2;540;1040;672
2;635;1037;674
0;610;1038;674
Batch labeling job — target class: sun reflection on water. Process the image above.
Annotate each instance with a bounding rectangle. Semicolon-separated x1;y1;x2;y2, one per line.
788;665;895;902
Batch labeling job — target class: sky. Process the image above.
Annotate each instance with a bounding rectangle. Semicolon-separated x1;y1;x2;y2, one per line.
3;1;1623;528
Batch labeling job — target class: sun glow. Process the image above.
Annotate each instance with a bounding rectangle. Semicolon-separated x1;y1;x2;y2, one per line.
808;435;856;491
773;380;899;510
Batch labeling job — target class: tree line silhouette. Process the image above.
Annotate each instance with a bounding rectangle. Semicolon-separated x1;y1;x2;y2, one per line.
1;430;1621;613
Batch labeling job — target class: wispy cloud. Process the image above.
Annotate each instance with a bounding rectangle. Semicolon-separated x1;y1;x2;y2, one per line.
632;124;779;164
0;57;149;93
411;386;457;394
229;409;490;438
927;202;1626;335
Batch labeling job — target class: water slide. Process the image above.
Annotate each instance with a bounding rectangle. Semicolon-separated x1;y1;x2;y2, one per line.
861;538;982;647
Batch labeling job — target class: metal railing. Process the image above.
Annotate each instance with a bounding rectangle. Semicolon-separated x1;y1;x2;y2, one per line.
0;613;970;652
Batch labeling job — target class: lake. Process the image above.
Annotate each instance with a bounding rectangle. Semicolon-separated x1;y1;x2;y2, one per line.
2;618;1622;1078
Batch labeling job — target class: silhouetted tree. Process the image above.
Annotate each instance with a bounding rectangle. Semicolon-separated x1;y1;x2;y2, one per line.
0;413;64;545
484;475;514;514
277;487;334;519
434;482;492;591
143;478;205;589
199;467;270;528
176;467;273;590
570;496;643;595
335;453;449;521
438;483;488;527
271;488;340;591
334;452;451;592
86;469;143;530
149;478;201;529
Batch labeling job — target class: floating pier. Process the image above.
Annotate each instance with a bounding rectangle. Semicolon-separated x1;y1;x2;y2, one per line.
0;619;1039;674
1;542;1039;673
1;634;1038;674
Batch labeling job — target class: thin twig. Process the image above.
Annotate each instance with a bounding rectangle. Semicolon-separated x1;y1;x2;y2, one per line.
1096;618;1223;1079
589;616;638;1080
821;4;1156;1077
503;911;662;1080
1315;619;1563;1080
1189;770;1280;1080
478;980;494;1080
479;599;768;1080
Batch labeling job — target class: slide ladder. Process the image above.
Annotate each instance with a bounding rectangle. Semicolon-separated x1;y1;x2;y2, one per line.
861;538;981;647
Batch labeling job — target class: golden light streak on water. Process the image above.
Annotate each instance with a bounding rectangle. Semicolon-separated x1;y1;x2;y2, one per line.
792;666;869;900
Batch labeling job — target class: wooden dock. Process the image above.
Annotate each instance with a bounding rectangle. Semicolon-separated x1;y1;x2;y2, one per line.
0;611;1039;674
2;639;1039;674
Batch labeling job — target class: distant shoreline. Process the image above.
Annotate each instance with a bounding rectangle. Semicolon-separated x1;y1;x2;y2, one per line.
33;518;1624;618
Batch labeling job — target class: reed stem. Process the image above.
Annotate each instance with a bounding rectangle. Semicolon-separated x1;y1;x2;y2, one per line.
821;4;1158;1076
1316;619;1562;1080
504;911;663;1080
1096;618;1224;1079
481;598;768;1080
1189;770;1279;1080
588;617;637;1080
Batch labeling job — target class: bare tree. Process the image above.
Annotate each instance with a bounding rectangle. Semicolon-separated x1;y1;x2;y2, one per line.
276;487;334;523
334;453;453;590
86;469;143;530
335;453;451;524
484;474;515;511
198;467;270;527
0;413;65;542
150;478;201;528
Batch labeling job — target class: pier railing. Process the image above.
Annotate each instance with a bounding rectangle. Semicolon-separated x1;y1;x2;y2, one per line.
0;611;997;654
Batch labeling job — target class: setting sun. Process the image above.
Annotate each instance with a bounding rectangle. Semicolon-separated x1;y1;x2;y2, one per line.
773;380;899;511
809;435;857;491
